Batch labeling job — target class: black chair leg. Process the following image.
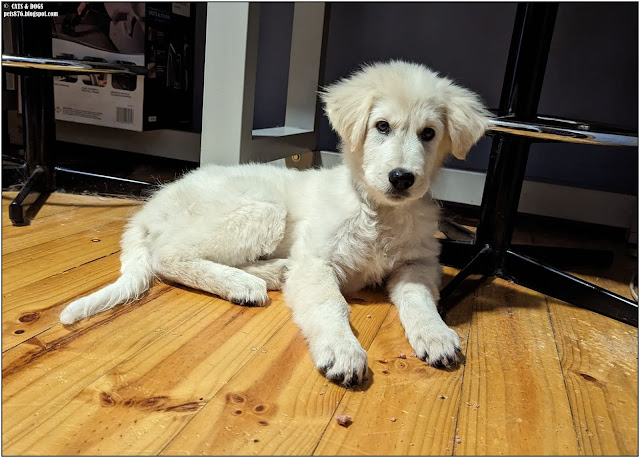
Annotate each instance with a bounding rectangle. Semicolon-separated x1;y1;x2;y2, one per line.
504;250;638;326
8;167;49;226
440;245;492;303
438;239;478;269
510;244;614;270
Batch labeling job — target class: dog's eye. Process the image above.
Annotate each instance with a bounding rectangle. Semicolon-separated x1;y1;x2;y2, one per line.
420;127;435;142
376;120;390;134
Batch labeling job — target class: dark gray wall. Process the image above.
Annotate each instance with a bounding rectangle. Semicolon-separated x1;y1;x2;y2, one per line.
528;2;638;194
254;2;638;195
253;3;294;129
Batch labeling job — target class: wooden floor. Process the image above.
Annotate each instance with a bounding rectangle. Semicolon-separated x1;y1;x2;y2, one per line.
2;191;638;456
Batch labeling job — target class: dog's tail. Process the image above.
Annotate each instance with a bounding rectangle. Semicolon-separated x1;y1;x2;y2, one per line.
59;221;154;325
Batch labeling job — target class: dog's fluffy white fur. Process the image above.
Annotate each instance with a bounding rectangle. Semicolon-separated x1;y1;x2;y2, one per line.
60;61;490;387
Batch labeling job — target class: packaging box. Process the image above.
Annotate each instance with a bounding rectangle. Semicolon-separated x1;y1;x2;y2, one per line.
51;2;195;132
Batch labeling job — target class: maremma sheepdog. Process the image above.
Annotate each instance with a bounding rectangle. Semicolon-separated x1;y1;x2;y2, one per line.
61;60;490;388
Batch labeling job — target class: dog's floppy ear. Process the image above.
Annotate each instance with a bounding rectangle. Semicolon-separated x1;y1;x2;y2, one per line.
444;85;491;160
320;73;373;150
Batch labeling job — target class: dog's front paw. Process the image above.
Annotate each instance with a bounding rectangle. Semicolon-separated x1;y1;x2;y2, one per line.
227;276;269;307
310;336;368;388
407;324;463;369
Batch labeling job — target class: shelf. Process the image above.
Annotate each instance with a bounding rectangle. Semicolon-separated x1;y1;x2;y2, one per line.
488;116;637;147
1;55;146;75
252;126;314;138
55;121;201;163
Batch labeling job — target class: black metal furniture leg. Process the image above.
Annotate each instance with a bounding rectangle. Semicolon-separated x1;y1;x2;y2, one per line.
442;239;613;271
8;166;45;226
510;244;614;270
438;239;477;269
473;3;558;268
505;250;638;326
439;245;492;303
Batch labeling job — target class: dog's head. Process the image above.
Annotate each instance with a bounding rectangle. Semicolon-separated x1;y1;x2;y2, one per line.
321;61;491;206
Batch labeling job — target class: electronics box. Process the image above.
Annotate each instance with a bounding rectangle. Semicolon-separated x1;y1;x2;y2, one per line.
51;2;195;132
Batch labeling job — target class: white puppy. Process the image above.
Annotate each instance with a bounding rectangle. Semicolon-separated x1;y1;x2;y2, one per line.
60;61;490;387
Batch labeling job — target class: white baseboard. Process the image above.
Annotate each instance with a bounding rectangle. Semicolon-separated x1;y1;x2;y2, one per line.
316;151;636;231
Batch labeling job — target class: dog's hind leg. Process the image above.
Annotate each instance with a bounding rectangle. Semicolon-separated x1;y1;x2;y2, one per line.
192;199;288;267
155;257;269;306
151;199;288;305
239;258;288;290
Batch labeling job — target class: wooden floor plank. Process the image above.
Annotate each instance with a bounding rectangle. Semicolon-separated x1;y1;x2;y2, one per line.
2;253;121;351
3;292;292;456
2;219;126;295
312;274;473;456
2;192;140;228
530;223;638;455
3;204;137;255
3;283;183;448
453;279;581;456
546;256;638;455
2;191;636;456
160;291;392;456
2;191;138;349
548;298;638;456
2;193;78;228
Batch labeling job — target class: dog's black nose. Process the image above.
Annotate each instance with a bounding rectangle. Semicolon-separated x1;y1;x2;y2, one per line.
388;168;415;191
